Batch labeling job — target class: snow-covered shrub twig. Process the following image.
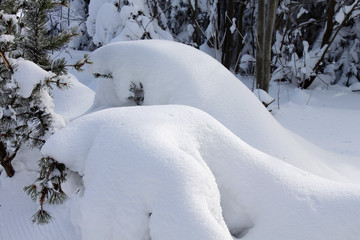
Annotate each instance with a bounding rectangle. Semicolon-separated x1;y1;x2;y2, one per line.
128;81;144;105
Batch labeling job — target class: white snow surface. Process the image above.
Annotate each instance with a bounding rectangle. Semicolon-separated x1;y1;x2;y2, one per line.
52;74;95;120
87;40;356;182
1;41;360;240
42;105;360;240
13;58;51;98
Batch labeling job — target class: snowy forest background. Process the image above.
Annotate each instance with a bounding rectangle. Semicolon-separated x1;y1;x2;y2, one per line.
1;0;360;239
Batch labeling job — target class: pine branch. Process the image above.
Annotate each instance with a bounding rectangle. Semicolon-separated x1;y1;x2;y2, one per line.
25;157;68;224
65;54;92;72
0;50;14;74
31;209;53;225
23;184;38;202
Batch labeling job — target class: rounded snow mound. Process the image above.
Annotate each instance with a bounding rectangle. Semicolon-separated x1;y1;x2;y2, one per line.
52;74;95;120
87;40;346;181
42;105;360;240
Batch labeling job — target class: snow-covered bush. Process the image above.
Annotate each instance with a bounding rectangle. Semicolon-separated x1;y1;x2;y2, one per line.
47;0;91;50
272;0;360;89
86;0;173;46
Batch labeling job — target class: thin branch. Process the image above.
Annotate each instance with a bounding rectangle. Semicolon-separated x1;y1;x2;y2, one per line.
0;51;14;74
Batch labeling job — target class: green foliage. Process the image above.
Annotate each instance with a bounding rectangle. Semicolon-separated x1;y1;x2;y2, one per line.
0;0;83;224
31;209;53;225
20;0;77;72
24;156;68;225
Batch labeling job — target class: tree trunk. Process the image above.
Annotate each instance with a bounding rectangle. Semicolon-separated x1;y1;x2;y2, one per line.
256;0;265;90
321;0;336;47
188;0;200;48
234;1;246;73
263;0;279;92
222;0;235;70
0;142;15;178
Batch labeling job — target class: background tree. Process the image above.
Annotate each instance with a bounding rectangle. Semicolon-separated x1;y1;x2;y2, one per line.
255;0;279;93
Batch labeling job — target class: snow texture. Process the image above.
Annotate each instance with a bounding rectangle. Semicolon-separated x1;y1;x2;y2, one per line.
52;74;95;120
2;39;360;240
86;0;172;46
86;40;354;182
12;58;51;98
42;105;360;240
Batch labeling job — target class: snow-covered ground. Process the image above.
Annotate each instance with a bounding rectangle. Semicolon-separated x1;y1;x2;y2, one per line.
272;85;360;157
1;40;359;240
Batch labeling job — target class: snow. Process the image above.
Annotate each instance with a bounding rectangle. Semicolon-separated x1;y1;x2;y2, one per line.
296;7;308;19
87;40;356;182
350;82;360;92
0;34;15;43
51;74;95;120
230;18;236;34
86;0;172;46
0;170;77;240
41;105;360;240
271;85;360;162
42;106;233;240
1;40;360;240
335;2;358;24
254;88;274;106
13;59;51;98
92;3;121;45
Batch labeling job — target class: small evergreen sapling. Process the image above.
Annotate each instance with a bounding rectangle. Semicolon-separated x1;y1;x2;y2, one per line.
0;0;87;224
0;0;72;178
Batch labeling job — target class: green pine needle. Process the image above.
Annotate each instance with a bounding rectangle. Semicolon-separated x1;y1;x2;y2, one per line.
47;190;68;205
31;209;53;225
23;184;38;202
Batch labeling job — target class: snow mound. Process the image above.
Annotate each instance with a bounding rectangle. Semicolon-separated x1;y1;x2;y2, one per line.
86;40;347;181
13;58;51;98
52;74;95;120
42;105;360;240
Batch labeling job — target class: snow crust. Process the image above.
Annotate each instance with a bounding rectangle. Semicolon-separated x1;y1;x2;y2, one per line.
86;40;351;181
42;105;360;240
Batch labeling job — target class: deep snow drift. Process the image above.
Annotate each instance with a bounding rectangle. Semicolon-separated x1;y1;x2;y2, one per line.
87;40;358;182
42;105;360;240
2;40;360;240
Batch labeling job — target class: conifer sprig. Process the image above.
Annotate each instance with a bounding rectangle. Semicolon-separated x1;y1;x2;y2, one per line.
24;157;68;225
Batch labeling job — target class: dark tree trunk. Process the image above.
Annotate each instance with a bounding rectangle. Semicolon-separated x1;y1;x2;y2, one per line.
234;1;246;73
188;0;200;48
263;0;279;92
0;141;15;177
256;0;265;90
222;0;235;69
321;0;336;47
